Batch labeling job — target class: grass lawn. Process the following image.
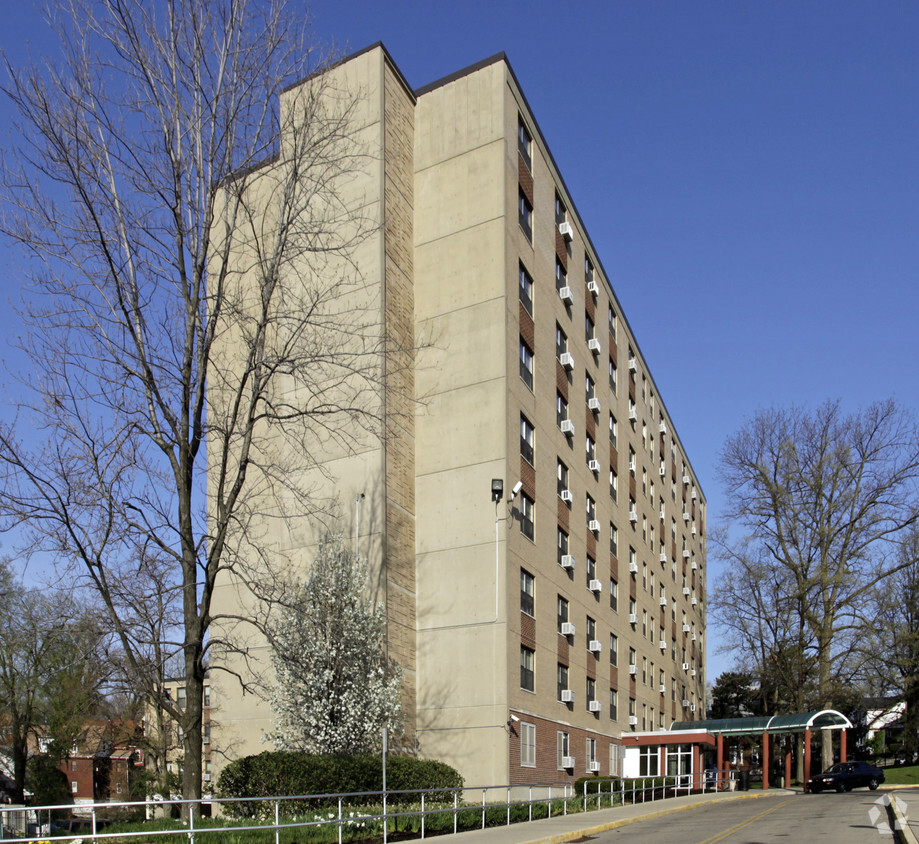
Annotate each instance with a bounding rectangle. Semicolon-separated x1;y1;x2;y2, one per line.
881;763;919;786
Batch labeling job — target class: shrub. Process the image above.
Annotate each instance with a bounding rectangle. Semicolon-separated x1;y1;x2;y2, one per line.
216;752;463;817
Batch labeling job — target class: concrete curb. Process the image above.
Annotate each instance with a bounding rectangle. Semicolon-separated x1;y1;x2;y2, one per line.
506;790;785;844
888;792;918;844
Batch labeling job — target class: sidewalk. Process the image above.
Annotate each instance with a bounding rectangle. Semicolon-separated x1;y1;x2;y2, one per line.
888;786;919;844
438;788;788;844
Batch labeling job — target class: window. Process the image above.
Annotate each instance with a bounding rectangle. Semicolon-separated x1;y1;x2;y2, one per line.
610;633;618;665
586;677;596;708
557;731;570;769
639;746;659;777
610;523;618;557
609;468;618;501
587;616;596;645
629;647;636;669
555;193;567;225
609;359;617;394
203;686;211;708
520;722;536;767
586;493;596;525
555;259;567;293
609;305;617;339
72;781;78;794
518;190;533;240
555;323;568;358
585;257;595;283
177;687;186;708
585;316;595;346
609;413;617;447
585;373;595;402
520;646;535;692
586;435;596;465
557;527;569;565
520;492;534;540
629;446;636;475
557;392;569;428
520;569;534;616
609;689;618;721
557;459;569;499
586;737;597;769
519;264;533;315
520;415;534;464
557;664;569;700
518;118;532;169
519;339;534;390
609;579;618;612
586;555;596;589
557;595;569;632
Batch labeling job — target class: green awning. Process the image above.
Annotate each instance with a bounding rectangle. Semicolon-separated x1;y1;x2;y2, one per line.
670;709;853;736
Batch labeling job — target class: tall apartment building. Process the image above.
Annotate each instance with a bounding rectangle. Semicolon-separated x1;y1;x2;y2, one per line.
211;43;707;790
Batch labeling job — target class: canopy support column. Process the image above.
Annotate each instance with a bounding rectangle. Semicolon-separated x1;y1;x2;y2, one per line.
840;728;847;763
762;731;769;790
803;728;812;792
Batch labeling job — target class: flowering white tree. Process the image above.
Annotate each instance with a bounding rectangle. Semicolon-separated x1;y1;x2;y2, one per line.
267;534;402;754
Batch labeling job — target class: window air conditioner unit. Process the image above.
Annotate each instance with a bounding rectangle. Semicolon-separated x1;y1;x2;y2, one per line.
202;735;210;745
628;458;636;472
628;359;638;372
691;560;698;570
629;562;638;574
561;689;575;703
589;760;601;771
659;421;667;434
691;525;697;536
683;511;690;521
660;597;667;606
587;280;599;295
659;464;666;476
629;716;638;726
682;663;690;671
691;489;698;500
562;754;576;768
588;460;601;474
589;579;603;593
682;624;690;633
629;665;637;675
691;633;697;641
682;474;690;484
561;622;576;637
659;640;667;650
682;699;690;707
589;639;602;652
690;704;696;712
589;700;602;713
683;587;691;596
659;684;666;693
588;338;601;353
629;510;638;523
559;351;575;370
691;669;697;677
629;408;638;421
203;773;211;782
589;518;601;532
659;552;667;563
692;596;698;606
561;419;575;435
628;613;638;624
588;396;601;411
561;554;575;570
559;286;574;304
561;489;573;503
558;221;574;241
682;550;691;559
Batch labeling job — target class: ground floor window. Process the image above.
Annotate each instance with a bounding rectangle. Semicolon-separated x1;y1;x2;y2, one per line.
639;745;660;777
520;722;536;767
609;743;621;776
666;743;693;782
557;731;570;769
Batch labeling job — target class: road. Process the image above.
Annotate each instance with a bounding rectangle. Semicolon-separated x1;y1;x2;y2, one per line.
588;790;898;843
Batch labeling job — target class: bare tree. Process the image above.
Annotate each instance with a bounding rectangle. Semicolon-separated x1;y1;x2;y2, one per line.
0;0;396;803
716;399;919;768
859;524;919;757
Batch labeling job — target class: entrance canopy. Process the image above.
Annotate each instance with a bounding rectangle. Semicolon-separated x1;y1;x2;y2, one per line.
670;709;853;736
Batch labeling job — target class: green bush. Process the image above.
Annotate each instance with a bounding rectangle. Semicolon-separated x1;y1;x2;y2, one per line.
216;752;463;817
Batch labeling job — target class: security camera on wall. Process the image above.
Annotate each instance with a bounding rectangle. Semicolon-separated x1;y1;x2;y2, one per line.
510;480;523;501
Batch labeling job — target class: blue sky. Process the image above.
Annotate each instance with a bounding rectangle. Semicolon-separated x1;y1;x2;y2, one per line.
2;1;917;682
